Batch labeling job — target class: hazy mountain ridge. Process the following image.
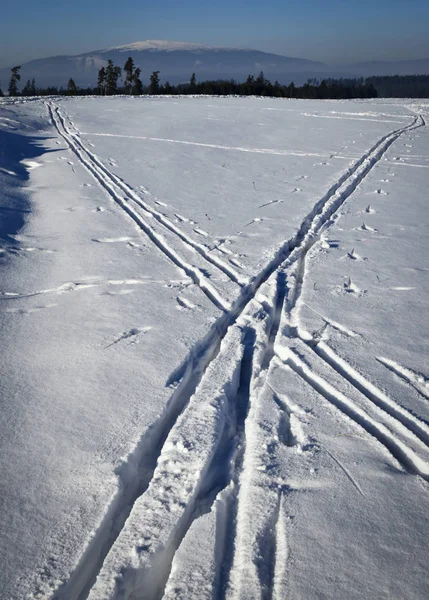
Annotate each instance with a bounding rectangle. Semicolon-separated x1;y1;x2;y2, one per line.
0;40;331;89
0;40;428;90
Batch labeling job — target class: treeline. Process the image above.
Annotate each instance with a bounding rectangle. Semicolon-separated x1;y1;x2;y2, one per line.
1;65;377;99
154;74;378;99
366;75;429;98
2;60;429;99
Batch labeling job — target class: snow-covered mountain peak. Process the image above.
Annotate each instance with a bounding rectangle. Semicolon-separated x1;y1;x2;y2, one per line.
103;40;238;53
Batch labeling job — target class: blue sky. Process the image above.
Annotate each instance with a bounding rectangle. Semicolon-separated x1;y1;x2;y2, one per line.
1;0;429;67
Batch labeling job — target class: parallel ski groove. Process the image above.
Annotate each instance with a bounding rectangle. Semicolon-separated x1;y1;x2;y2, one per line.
277;346;429;480
315;342;429;446
44;103;423;600
223;273;288;600
376;356;429;401
54;104;247;288
46;102;230;313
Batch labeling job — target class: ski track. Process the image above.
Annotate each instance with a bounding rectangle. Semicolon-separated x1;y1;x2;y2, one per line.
276;345;429;480
57;105;248;288
47;102;231;313
76;131;348;159
40;104;429;600
376;356;429;401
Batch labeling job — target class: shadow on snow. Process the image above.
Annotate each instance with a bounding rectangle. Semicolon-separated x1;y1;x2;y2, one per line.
0;122;59;244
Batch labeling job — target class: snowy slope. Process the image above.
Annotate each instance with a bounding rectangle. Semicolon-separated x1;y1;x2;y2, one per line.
0;96;428;600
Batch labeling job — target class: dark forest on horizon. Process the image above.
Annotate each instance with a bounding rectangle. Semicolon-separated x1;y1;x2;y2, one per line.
2;58;429;99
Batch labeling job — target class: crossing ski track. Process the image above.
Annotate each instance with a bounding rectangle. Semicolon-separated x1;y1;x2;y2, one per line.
43;102;429;600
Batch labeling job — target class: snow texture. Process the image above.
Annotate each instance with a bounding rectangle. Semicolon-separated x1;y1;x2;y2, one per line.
0;95;428;600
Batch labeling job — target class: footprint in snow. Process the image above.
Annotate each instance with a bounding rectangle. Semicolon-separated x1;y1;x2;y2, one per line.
245;218;263;227
360;204;375;214
64;206;85;212
127;241;147;255
229;257;244;269
193;228;208;237
176;296;196;310
341;277;364;295
320;238;339;250
106;327;151;348
174;213;188;223
356;222;378;232
218;245;233;256
1;246;55;255
5;303;57;315
258;199;283;209
92;237;133;243
344;248;365;261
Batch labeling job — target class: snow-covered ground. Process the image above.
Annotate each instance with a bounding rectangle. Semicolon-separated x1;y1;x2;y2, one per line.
0;95;428;600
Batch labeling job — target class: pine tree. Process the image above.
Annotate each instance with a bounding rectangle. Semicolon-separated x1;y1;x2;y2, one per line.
124;57;135;94
97;67;106;95
31;78;37;95
189;72;196;91
22;80;33;96
8;66;21;96
123;57;143;95
255;71;266;94
0;85;4;97
105;60;121;95
67;78;78;95
149;71;160;94
133;68;143;95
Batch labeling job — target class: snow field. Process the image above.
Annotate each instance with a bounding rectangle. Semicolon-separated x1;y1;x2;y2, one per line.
0;96;428;600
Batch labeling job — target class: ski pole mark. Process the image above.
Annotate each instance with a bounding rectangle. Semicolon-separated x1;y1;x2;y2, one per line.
320;443;365;497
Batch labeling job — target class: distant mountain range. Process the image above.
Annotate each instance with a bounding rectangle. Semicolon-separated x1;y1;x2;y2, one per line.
0;40;428;90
